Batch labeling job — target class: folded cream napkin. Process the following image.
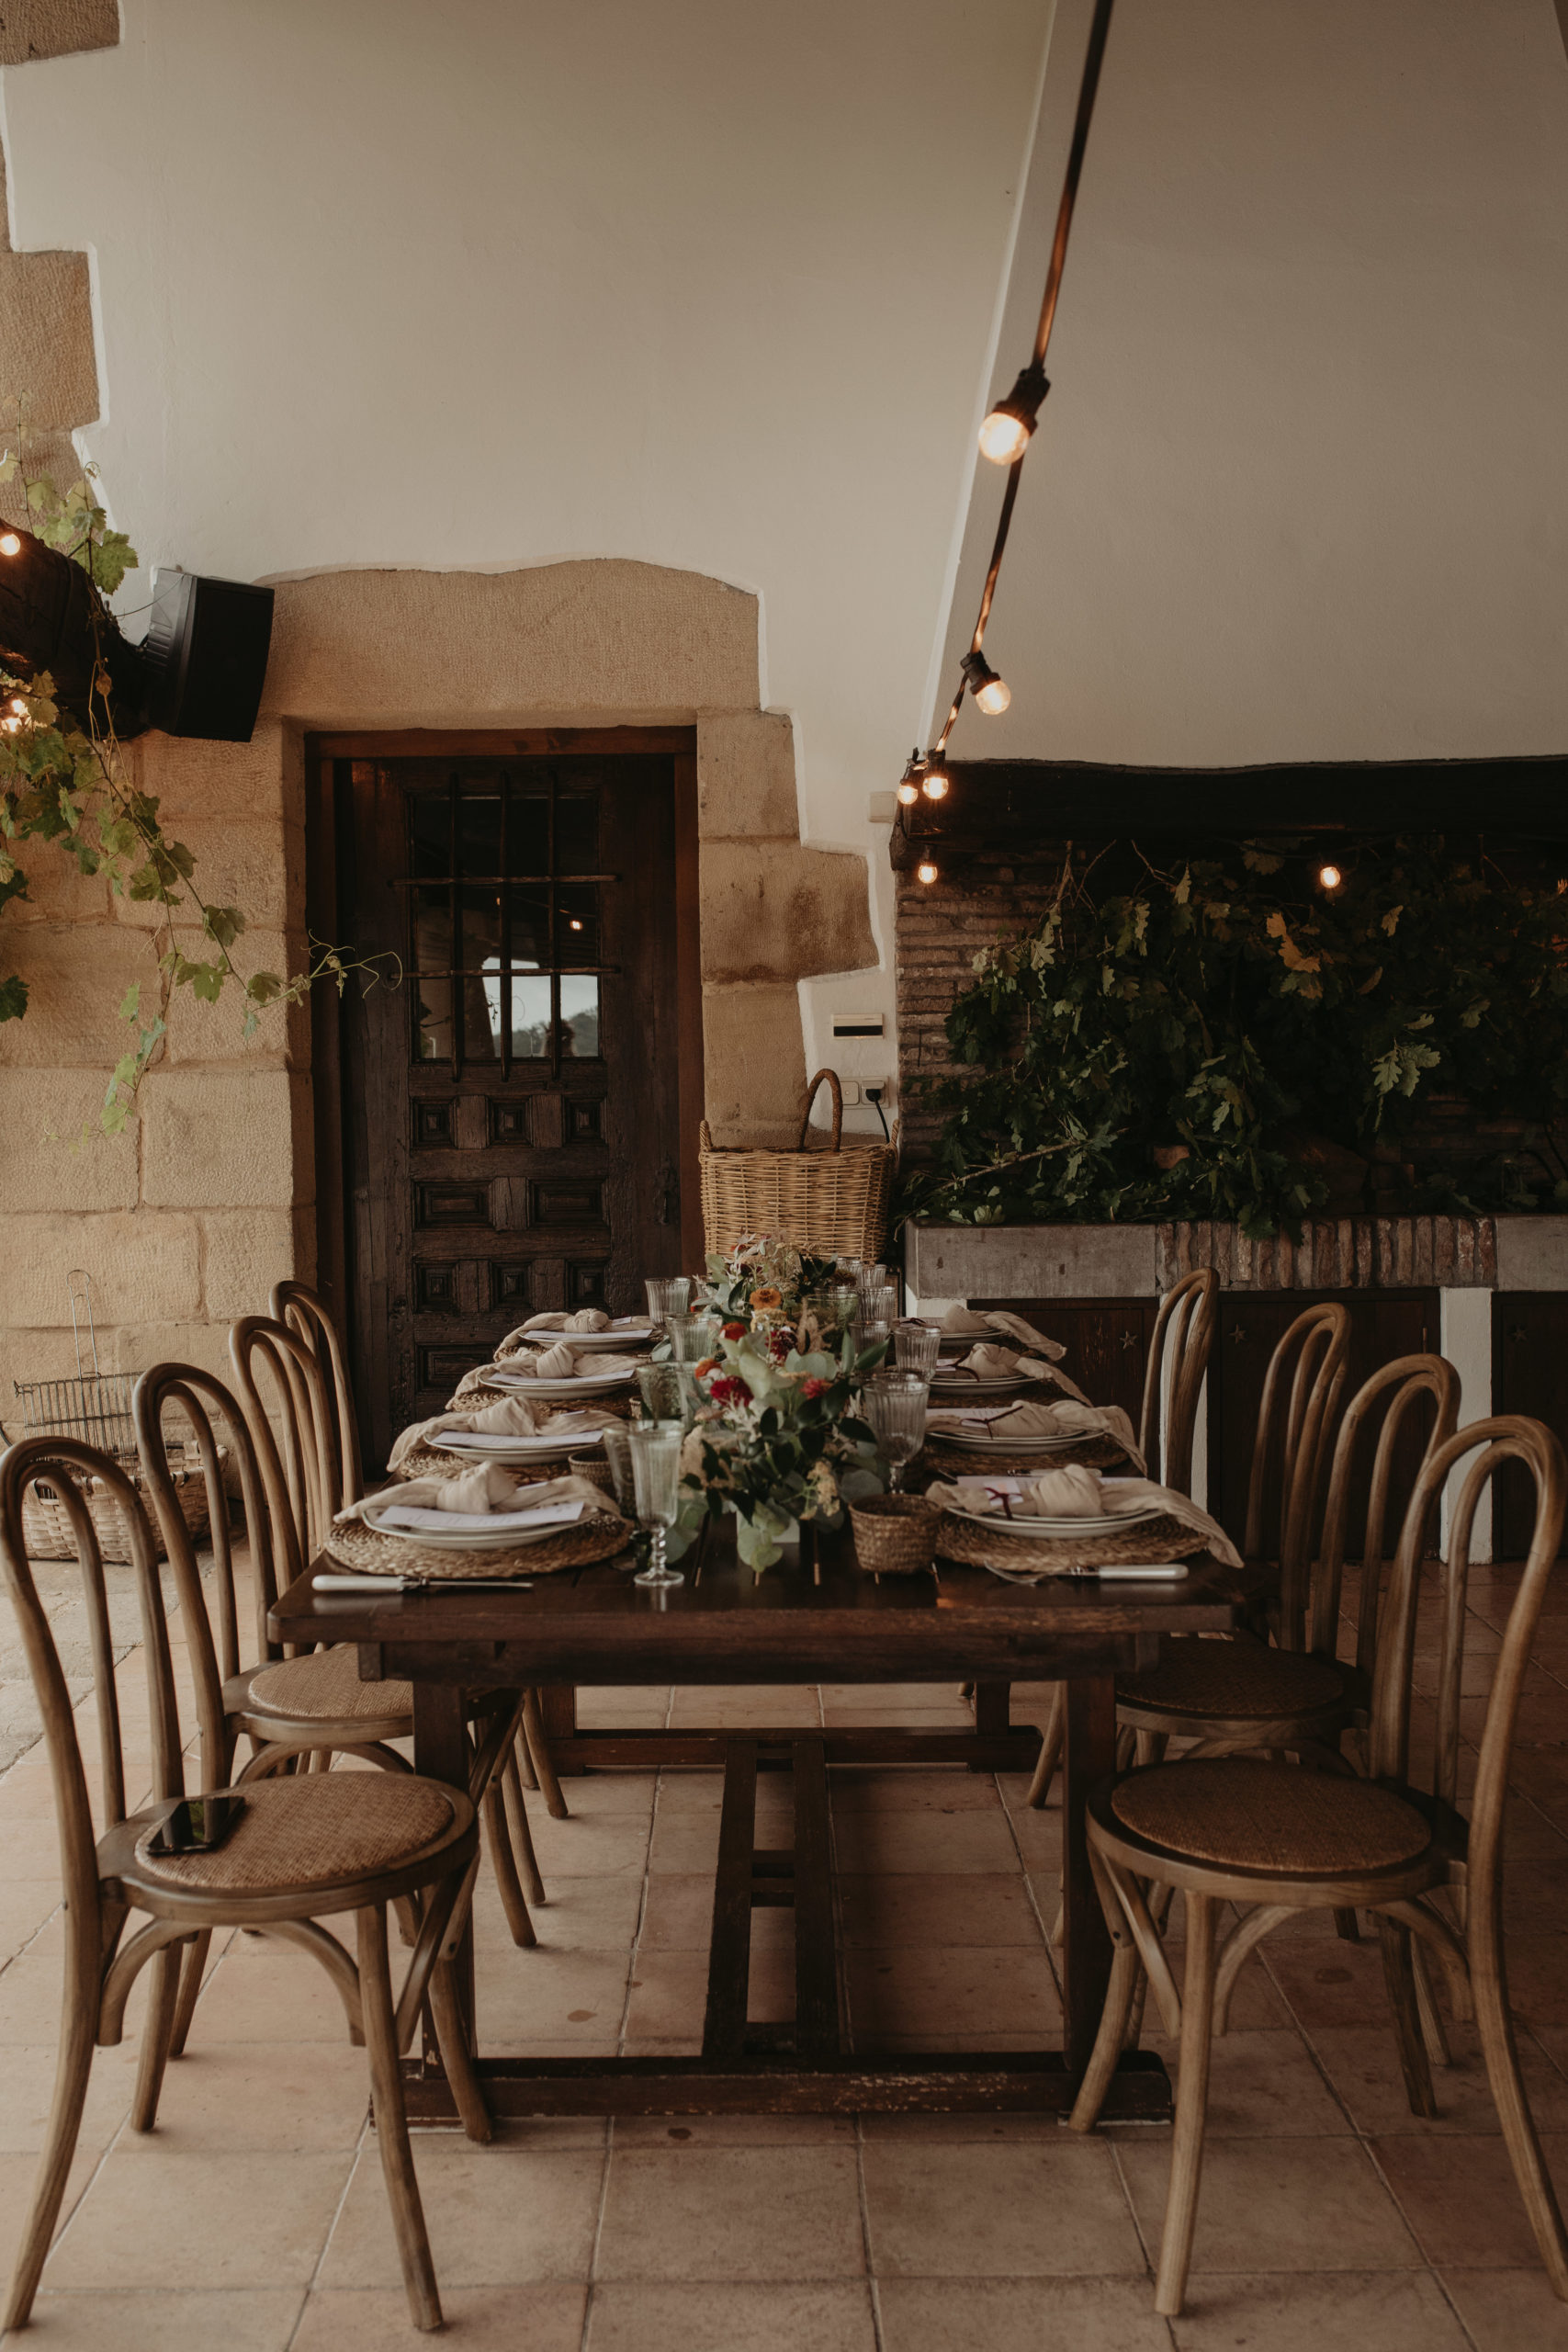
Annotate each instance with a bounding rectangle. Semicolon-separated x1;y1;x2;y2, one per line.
389;1397;619;1472
926;1396;1144;1471
502;1348;642;1383
337;1468;622;1528
939;1304;1066;1362
926;1467;1239;1565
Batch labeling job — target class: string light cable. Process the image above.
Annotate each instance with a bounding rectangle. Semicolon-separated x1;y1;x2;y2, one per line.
903;0;1117;878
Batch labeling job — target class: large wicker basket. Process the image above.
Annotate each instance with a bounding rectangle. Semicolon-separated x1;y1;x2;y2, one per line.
21;1441;222;1566
700;1069;895;1262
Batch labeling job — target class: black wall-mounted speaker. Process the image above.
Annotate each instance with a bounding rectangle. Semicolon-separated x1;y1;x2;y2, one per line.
141;569;275;742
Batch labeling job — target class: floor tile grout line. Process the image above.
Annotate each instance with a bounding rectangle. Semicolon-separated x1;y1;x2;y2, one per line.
852;2114;887;2352
288;2120;371;2347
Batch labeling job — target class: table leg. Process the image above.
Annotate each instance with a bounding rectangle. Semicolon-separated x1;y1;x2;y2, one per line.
412;1684;476;2050
1061;1673;1116;2076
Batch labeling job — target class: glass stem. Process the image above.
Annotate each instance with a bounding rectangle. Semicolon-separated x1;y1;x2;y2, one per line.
888;1462;904;1493
650;1523;667;1577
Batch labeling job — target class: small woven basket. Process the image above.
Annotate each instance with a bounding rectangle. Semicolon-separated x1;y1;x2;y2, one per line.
21;1442;221;1566
849;1492;940;1576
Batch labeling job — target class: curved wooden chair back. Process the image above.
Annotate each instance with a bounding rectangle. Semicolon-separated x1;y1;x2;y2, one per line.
1243;1300;1350;1638
132;1363;284;1782
1374;1415;1567;1833
1309;1351;1461;1668
1139;1269;1217;1495
269;1279;364;1510
0;1438;186;1912
229;1316;336;1581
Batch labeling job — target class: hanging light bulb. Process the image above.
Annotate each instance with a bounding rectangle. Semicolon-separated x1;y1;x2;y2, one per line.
978;363;1049;466
921;765;949;800
1318;863;1343;891
916;859;940;885
0;533;19;558
8;696;26;716
896;748;926;806
961;651;1011;716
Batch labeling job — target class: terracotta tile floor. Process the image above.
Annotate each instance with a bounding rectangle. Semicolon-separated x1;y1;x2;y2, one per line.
2;1566;1568;2346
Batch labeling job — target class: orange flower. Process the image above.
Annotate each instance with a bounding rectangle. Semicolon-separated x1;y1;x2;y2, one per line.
750;1284;784;1310
694;1355;720;1379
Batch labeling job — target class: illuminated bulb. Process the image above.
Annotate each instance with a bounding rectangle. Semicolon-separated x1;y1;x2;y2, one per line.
897;779;919;806
0;533;19;558
916;859;940;886
1318;863;1343;891
8;696;25;715
961;650;1010;717
977;362;1049;467
1;717;18;733
921;768;949;801
569;918;583;932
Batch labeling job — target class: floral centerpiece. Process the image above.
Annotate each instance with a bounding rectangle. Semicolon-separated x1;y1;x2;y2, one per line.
678;1236;886;1569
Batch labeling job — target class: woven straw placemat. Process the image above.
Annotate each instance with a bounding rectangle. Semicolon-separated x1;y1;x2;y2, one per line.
324;1511;631;1581
916;1431;1130;1480
935;1509;1208;1577
397;1442;612;1490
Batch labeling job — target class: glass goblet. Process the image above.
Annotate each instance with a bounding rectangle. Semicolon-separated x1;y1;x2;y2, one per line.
862;1368;930;1493
645;1276;693;1325
637;1363;686;1423
666;1314;721;1364
858;1283;898;1327
894;1324;941;1377
599;1419;636;1511
629;1421;685;1589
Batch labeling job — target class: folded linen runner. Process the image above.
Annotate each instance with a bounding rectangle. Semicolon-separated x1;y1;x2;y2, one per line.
336;1468;622;1528
389;1396;617;1472
926;1396;1144;1471
925;1467;1239;1566
939;1304;1066;1362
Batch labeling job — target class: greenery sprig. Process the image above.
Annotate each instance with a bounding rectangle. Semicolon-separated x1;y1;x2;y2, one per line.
902;837;1568;1238
0;404;391;1133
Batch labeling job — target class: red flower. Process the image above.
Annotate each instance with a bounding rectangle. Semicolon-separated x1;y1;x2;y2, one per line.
768;1327;793;1361
722;1320;747;1340
800;1376;829;1400
709;1374;753;1408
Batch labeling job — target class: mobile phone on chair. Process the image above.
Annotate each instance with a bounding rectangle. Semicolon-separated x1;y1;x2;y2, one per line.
148;1795;244;1856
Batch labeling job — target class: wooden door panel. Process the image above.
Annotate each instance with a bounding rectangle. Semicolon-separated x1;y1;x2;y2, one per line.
971;1297;1156;1430
1209;1289;1438;1556
1494;1295;1568;1559
333;747;686;1464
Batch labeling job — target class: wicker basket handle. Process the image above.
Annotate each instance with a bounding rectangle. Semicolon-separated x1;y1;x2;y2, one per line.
797;1069;844;1151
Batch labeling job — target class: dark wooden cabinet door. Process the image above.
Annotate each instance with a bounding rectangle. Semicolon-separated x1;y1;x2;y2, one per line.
332;750;688;1466
972;1298;1157;1431
1494;1295;1568;1560
1209;1289;1438;1555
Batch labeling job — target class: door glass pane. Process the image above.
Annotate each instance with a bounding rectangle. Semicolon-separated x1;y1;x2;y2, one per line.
560;974;600;1059
409;794;450;877
411;886;451;974
457;794;502;877
462;967;502;1061
557;883;599;964
557;792;597;874
415;975;453;1062
509;794;549;876
506;886;550;968
459;885;503;974
511;971;552;1059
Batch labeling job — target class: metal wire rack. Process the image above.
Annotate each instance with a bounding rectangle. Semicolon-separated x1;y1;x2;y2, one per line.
11;1271;138;1461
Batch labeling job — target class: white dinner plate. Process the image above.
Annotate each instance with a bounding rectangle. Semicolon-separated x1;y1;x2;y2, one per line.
486;1369;636;1398
941;1499;1168;1538
359;1498;589;1551
556;1323;657;1351
925;1428;1083;1453
929;1371;1029;1395
437;1430;604;1461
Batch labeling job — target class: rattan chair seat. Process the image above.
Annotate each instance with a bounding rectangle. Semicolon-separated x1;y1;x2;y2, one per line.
243;1644;414;1724
1109;1758;1433;1875
1116;1634;1347;1722
132;1772;456;1894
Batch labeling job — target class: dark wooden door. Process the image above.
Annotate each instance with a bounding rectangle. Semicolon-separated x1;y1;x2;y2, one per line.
1493;1295;1568;1559
1209;1289;1438;1555
327;748;691;1467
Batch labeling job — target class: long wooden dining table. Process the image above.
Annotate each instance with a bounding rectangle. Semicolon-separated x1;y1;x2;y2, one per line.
271;1519;1264;2126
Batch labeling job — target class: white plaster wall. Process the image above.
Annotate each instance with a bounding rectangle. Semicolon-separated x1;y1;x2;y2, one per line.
0;0;1052;1139
936;0;1568;767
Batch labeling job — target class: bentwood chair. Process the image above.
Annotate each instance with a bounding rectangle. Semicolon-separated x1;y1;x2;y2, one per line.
0;1436;489;2334
133;1365;546;2020
1068;1414;1568;2319
1025;1291;1344;1810
1138;1267;1219;1493
265;1282;572;1820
